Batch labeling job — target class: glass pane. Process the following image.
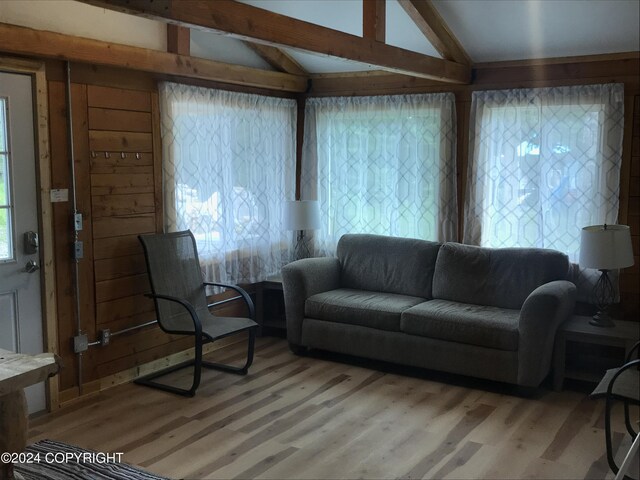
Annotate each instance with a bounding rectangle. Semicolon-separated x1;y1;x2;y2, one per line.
0;153;7;206
0;207;10;260
0;98;6;153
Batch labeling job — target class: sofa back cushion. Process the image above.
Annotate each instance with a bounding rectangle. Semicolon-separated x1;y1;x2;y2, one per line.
337;234;441;298
432;243;569;309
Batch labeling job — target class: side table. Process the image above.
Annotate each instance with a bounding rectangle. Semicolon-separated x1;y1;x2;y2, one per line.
255;275;286;336
553;316;639;391
0;349;60;480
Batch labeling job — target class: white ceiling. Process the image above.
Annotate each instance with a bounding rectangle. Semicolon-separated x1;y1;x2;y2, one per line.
191;0;640;72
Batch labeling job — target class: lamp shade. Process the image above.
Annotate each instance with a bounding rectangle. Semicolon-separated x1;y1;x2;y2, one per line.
579;224;634;270
284;200;321;231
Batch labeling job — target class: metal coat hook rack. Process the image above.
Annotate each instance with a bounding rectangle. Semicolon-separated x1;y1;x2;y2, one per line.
90;150;143;159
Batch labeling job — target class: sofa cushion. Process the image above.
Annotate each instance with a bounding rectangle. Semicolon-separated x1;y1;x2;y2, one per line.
305;288;426;332
400;300;520;351
432;243;569;310
337;234;441;298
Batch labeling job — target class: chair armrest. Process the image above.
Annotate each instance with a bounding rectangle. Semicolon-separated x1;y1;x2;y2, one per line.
203;282;255;321
281;257;341;345
145;292;202;335
517;280;577;387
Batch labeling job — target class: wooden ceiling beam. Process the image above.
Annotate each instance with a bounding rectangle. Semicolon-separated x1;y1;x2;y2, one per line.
398;0;471;65
0;23;307;92
363;0;386;43
167;24;190;56
80;0;471;84
243;42;308;76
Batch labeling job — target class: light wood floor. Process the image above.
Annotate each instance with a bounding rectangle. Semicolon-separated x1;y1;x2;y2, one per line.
29;337;638;479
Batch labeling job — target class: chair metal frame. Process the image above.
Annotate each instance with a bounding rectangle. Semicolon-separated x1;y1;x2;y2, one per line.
135;231;257;397
602;341;640;480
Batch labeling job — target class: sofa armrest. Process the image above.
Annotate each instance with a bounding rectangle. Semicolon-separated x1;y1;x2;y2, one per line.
282;257;341;345
517;280;577;387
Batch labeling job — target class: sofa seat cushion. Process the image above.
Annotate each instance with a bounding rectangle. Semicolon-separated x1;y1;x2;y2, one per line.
305;288;426;332
400;300;520;351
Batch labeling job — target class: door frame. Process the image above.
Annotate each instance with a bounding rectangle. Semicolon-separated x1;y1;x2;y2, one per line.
0;57;58;411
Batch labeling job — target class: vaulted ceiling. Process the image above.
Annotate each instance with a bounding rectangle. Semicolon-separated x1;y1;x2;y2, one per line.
0;0;638;92
139;0;640;74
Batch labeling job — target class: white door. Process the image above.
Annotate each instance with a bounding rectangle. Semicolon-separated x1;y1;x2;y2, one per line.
0;71;45;413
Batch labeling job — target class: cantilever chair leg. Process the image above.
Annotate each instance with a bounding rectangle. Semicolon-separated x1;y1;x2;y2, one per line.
202;328;256;375
134;328;256;397
134;335;205;397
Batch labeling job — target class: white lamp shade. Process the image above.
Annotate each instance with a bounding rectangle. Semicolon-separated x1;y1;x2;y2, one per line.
284;200;321;231
579;224;634;270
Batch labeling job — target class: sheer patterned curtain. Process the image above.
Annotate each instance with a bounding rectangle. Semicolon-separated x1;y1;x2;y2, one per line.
464;83;624;262
160;82;296;284
301;93;457;256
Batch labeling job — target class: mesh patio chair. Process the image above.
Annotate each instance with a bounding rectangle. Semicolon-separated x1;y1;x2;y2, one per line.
136;230;258;397
591;341;640;480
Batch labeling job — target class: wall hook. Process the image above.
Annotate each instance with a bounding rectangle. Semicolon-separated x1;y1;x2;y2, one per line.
135;153;141;160
104;152;110;159
121;152;126;159
90;151;96;158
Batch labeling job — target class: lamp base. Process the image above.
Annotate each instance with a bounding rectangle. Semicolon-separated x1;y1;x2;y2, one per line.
589;310;615;328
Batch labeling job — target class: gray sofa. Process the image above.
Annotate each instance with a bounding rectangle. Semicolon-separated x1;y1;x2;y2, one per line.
281;234;577;388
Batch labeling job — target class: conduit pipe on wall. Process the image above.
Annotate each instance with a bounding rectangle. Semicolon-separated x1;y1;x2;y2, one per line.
84;296;244;348
65;61;84;395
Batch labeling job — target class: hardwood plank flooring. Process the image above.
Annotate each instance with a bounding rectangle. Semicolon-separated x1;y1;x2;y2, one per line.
29;337;638;479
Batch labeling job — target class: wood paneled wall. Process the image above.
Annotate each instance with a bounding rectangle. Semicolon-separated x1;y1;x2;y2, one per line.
47;66;251;405
48;75;186;401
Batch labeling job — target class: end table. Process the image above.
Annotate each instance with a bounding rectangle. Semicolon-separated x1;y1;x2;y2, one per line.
553;316;639;391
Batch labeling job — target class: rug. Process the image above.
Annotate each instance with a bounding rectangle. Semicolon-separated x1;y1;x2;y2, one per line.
14;439;169;480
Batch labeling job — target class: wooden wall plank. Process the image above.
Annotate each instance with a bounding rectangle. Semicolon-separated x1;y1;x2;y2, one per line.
94;254;147;282
87;84;152;111
88;108;152;132
92;214;156;239
96;336;194;378
88;131;153;152
96;294;155;325
151;92;164;234
92;193;156;217
95;311;156;334
90;152;153;169
90;173;154;195
72;83;98;385
93;234;144;260
96;327;184;365
48;81;77;391
95;274;150;303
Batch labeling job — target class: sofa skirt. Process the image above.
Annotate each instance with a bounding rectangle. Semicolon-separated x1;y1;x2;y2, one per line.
301;318;520;385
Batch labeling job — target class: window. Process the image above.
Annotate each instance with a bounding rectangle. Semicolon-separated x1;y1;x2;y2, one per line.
0;98;12;261
301;94;457;256
464;84;624;262
160;82;296;284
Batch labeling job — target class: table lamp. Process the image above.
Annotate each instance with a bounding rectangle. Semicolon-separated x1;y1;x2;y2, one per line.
284;200;321;260
579;224;634;327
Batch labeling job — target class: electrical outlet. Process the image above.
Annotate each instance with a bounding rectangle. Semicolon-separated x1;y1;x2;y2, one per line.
74;241;84;260
73;334;88;353
100;329;111;346
74;212;83;231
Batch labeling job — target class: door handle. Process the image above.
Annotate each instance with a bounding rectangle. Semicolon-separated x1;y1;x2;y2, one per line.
24;260;40;273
